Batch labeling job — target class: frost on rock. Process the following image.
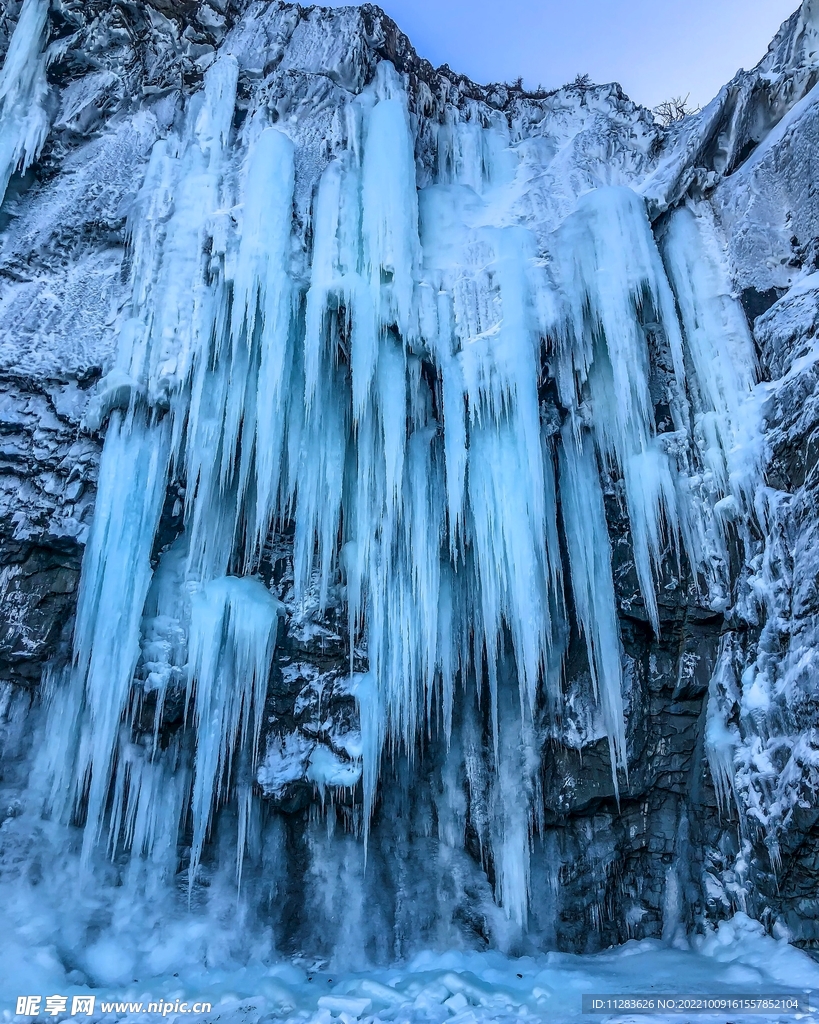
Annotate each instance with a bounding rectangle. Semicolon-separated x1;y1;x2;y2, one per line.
0;0;817;974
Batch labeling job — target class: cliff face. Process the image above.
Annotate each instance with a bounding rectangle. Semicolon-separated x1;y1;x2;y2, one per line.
0;0;818;968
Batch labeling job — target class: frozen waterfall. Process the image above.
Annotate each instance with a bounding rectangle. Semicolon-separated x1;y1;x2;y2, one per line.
16;43;764;951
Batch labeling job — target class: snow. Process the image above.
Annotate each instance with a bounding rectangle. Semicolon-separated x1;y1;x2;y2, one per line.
0;895;817;1024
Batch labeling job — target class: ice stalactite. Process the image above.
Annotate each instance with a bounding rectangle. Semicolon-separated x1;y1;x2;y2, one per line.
704;638;742;819
299;151;356;617
41;54;244;854
0;0;50;208
296;70;451;823
462;227;564;727
186;577;282;884
659;202;763;605
418;181;565;746
491;680;541;928
114;57;239;407
353;672;382;844
361;65;422;344
184;122;297;583
107;735;191;872
236;128;297;564
661;204;759;495
434;111;515;193
557;423;627;778
554;186;685;634
138;535;191;749
343;77;438;777
63;409;171;859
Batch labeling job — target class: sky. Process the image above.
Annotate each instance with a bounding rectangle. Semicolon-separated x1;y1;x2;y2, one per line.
327;0;800;111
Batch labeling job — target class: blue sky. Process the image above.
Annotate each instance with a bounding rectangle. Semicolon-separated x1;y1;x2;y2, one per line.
329;0;800;110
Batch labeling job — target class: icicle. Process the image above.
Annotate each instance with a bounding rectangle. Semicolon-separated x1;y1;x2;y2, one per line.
298;153;364;610
558;422;627;780
660;202;762;509
42;53;245;873
435;110;514;193
419;179;564;733
230;127;296;561
491;680;539;928
0;0;49;208
173;57;261;582
183;286;241;582
72;409;172;857
437;562;458;742
435;295;468;556
467;418;559;729
293;358;348;612
366;421;442;752
186;576;281;885
353;672;383;849
705;638;742;818
108;735;190;872
139;534;191;751
137;54;239;402
361;64;421;341
304;154;375;417
31;46;772;933
554;186;686;632
376;333;408;522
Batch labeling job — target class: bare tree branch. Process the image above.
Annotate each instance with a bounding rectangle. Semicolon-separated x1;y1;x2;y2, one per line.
652;93;701;127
